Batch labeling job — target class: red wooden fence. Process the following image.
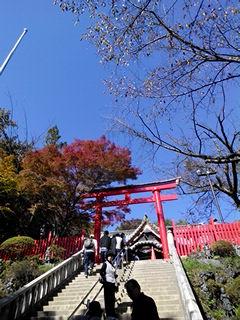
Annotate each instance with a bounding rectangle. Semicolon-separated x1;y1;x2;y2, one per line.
172;219;240;256
32;233;85;260
0;232;85;261
1;220;240;261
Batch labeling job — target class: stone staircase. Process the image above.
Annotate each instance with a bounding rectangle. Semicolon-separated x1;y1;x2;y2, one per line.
31;260;185;320
116;260;185;320
30;263;132;319
31;269;103;319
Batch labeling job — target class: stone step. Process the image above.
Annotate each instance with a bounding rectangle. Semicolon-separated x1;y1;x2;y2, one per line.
32;317;67;320
134;282;179;287
131;268;175;271
132;264;174;267
32;260;185;320
67;280;99;285
133;264;174;266
47;299;83;305
131;272;176;276
37;311;70;317
117;297;182;304
43;305;78;311
57;290;96;295
131;276;177;280
60;283;98;289
117;308;185;319
131;273;176;277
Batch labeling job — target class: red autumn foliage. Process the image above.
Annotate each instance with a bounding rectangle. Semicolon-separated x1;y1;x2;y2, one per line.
18;136;141;234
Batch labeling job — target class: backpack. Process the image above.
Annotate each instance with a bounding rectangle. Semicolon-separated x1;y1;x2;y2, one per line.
84;239;94;250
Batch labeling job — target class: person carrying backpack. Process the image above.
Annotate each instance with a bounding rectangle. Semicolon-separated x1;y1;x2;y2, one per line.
82;235;95;278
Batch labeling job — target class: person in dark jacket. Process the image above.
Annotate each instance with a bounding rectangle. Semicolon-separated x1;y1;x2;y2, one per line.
110;234;117;257
100;230;111;262
125;279;160;320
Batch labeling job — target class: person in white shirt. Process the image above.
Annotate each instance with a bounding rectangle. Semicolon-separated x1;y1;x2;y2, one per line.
100;252;118;320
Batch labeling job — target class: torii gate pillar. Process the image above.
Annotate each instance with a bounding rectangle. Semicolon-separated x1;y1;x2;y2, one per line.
93;197;102;264
154;190;169;259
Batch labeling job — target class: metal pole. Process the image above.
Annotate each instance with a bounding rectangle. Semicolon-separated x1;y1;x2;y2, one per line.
0;28;28;76
206;172;224;223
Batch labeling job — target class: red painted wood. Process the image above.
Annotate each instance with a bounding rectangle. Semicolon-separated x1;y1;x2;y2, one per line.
153;190;169;259
81;179;179;260
172;221;240;256
94;198;102;263
82;194;177;209
82;179;178;198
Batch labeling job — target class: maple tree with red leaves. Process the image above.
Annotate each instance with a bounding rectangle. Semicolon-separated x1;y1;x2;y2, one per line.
18;136;140;237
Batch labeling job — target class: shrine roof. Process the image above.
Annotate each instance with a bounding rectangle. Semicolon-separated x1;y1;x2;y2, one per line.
125;215;160;245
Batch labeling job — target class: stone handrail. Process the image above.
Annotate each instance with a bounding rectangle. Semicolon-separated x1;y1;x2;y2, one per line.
0;251;82;320
167;230;204;320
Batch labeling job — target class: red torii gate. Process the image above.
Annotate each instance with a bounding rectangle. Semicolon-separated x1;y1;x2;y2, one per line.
81;178;180;260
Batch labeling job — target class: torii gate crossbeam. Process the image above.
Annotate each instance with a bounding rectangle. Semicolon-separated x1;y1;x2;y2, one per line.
81;178;180;260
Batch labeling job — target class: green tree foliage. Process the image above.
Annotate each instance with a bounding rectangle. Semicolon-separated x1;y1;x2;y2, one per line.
2;259;40;293
163;219;188;227
176;219;188;226
117;217;188;230
0;279;6;298
211;240;236;257
183;255;240;319
0;149;32;242
0;150;17;210
45;125;65;148
226;276;240;306
0;108;32;171
117;218;143;230
164;219;172;227
55;0;240;220
48;244;65;263
0;109;34;241
0;236;35;260
18;136;140;236
0;150;18;240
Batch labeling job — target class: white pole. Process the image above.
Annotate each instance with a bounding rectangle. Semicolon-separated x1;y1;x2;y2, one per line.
0;28;28;76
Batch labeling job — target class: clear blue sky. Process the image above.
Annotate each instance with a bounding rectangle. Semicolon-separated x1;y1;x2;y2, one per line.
0;1;237;225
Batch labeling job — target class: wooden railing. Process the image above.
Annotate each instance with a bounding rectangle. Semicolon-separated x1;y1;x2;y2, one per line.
0;251;82;320
172;219;240;256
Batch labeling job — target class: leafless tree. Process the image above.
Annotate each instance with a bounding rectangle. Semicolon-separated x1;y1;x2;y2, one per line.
55;0;240;218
